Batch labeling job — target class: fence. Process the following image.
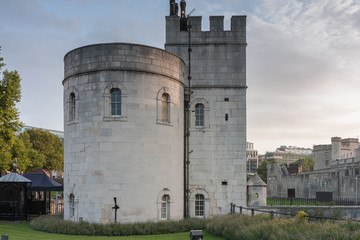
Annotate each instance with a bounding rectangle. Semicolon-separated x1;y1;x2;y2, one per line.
50;202;64;216
267;197;360;206
230;203;350;221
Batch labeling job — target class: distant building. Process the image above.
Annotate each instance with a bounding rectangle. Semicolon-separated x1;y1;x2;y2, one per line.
246;142;259;174
17;125;64;143
314;137;359;170
267;137;360;199
265;146;312;165
17;125;64;178
258;155;266;166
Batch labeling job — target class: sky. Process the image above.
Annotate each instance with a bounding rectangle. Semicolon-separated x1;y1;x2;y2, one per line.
0;0;359;154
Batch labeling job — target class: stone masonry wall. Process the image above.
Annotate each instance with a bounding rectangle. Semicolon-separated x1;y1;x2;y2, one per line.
63;43;185;223
165;15;247;215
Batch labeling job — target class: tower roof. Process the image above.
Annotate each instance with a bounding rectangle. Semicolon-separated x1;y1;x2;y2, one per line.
0;172;31;183
247;174;267;186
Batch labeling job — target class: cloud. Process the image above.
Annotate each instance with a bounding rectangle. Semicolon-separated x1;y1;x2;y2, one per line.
1;0;359;153
245;0;360;152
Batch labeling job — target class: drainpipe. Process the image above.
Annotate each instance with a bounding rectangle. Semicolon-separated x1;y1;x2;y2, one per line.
183;15;193;218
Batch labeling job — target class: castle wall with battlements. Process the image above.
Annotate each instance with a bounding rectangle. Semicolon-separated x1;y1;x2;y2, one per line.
62;10;248;223
314;137;360;171
165;15;247;216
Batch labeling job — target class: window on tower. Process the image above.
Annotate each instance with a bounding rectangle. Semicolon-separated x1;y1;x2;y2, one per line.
161;194;170;219
70;194;75;217
195;103;204;127
111;88;122;116
69;92;76;121
161;93;170;122
195;194;205;217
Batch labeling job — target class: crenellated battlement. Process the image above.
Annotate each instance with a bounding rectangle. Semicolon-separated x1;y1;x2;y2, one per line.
165;15;247;45
313;145;332;151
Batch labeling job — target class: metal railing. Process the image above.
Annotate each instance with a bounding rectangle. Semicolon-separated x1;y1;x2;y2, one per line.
230;203;350;221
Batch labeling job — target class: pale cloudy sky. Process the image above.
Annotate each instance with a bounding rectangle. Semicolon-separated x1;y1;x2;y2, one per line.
0;0;359;154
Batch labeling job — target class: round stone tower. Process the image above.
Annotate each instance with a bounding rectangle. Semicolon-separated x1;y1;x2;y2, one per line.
63;43;185;223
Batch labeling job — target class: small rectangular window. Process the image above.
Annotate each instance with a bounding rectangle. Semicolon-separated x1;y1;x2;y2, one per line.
224;98;229;101
288;189;295;198
225;114;228;121
222;181;227;186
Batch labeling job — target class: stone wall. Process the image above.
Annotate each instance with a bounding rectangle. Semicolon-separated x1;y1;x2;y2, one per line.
268;162;360;199
63;43;185;223
165;15;247;215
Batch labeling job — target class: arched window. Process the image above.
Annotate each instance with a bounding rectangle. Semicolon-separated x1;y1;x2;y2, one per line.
161;194;170;219
111;89;122;116
195;194;204;217
69;93;76;121
70;194;75;217
195;103;204;127
161;93;170;122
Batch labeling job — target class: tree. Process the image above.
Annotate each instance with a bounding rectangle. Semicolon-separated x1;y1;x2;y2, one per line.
19;128;63;171
0;47;23;171
295;157;314;172
256;160;268;183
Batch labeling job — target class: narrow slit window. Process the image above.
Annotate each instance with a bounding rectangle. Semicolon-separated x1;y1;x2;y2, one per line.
70;194;75;217
225;113;228;121
69;93;76;121
111;89;122;116
161;93;170;122
195;104;204;127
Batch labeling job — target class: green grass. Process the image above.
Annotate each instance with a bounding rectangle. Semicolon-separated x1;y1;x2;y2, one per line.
0;222;224;240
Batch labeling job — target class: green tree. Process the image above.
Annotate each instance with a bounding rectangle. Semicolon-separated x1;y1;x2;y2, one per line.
256;160;268;183
0;47;23;171
295;157;314;172
19;128;63;171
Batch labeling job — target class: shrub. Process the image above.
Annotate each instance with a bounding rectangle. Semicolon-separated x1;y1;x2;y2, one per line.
30;215;208;236
206;214;360;240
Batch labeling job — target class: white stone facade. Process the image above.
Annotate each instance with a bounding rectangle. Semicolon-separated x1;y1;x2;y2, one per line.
165;15;247;216
63;14;247;223
63;44;185;223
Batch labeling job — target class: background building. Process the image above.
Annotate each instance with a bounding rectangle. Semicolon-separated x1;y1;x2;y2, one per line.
314;137;359;170
17;125;64;143
265;146;312;165
268;137;360;199
246;142;259;174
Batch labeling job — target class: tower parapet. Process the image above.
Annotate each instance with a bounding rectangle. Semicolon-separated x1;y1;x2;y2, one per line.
166;16;247;45
165;13;247;216
313;145;332;152
166;15;247;88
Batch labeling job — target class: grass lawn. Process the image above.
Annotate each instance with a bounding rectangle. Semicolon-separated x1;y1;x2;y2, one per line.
0;222;224;240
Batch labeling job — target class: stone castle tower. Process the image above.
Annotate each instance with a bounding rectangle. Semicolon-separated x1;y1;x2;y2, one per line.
63;2;247;223
165;14;247;216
